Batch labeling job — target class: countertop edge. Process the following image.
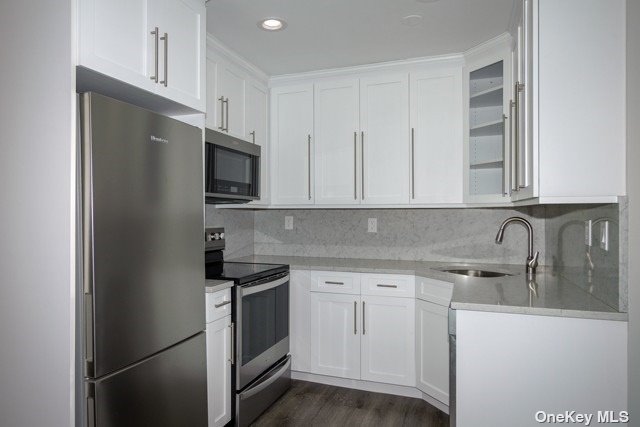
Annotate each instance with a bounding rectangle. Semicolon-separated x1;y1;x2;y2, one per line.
205;279;234;293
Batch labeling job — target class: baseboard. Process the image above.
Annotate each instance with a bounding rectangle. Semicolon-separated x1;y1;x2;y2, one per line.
291;371;449;414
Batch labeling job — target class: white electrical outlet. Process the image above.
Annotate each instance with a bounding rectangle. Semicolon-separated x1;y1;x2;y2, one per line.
600;221;610;251
285;216;293;230
585;220;593;246
368;218;377;233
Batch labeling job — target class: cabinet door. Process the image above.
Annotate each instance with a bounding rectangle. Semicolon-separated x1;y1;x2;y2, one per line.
360;75;410;204
290;270;312;372
158;0;206;111
314;79;360;204
206;316;232;427
416;299;449;405
218;61;246;139
78;0;156;93
271;85;314;205
246;81;269;203
361;296;415;386
205;56;220;130
410;70;463;204
309;293;360;379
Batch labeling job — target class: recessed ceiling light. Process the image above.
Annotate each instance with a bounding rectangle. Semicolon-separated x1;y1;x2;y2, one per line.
259;18;286;31
402;15;423;27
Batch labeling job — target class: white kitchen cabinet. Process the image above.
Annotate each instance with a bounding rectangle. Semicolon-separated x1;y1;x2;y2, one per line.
359;74;410;204
271;84;315;205
290;270;312;372
78;0;205;111
217;61;246;139
245;80;269;204
463;40;512;204
410;69;463;204
206;315;232;427
310;292;361;380
314;79;361;205
416;299;449;405
455;310;627;427
205;56;220;130
360;295;415;386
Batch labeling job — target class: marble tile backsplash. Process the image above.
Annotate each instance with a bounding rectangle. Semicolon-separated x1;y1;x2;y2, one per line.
206;203;626;311
253;207;547;265
545;202;625;311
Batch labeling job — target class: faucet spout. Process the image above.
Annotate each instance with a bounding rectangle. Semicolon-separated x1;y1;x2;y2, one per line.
495;216;539;277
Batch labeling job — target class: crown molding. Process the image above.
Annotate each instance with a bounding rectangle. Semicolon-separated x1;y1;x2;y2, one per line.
206;33;269;83
463;32;512;59
269;52;465;86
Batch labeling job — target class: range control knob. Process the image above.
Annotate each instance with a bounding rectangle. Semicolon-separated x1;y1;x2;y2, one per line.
220;232;225;239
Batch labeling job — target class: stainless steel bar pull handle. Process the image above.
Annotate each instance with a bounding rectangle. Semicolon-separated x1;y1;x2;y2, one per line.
376;284;398;288
229;322;235;365
225;97;229;132
354;301;357;335
250;131;256;144
214;300;231;308
502;114;508;197
510;100;518;192
361;131;365;200
325;281;344;285
160;32;168;87
411;128;415;199
307;134;312;200
362;301;366;335
218;97;224;130
150;27;159;83
516;82;525;189
354;132;357;200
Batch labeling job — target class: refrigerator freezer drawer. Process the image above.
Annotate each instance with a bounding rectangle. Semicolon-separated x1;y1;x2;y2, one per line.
86;332;207;427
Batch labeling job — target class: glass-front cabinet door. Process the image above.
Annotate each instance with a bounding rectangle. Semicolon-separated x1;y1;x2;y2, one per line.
464;40;513;203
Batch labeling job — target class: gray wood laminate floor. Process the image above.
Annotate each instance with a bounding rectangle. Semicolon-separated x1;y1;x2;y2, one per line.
250;380;449;427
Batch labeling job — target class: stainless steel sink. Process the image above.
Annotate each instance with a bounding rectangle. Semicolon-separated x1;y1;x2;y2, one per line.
439;268;512;278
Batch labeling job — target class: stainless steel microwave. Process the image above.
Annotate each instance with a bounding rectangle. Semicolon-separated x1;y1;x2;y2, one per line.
205;128;260;204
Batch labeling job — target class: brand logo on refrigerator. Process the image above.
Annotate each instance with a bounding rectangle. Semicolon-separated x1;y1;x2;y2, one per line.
150;135;169;144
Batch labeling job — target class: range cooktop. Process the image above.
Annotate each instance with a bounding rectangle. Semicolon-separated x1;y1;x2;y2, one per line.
205;261;289;285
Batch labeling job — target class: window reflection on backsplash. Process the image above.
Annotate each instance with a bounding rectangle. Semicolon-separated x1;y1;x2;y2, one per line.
545;200;627;312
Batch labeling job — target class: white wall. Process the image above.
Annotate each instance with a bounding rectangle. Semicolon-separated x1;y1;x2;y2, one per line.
0;1;74;426
627;0;640;417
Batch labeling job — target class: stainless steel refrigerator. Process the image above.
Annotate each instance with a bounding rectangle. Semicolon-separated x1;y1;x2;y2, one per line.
78;93;207;427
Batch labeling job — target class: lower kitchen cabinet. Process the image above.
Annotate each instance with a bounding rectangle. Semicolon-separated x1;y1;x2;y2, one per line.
206;315;232;427
309;292;361;379
361;295;416;386
416;299;449;404
455;310;627;427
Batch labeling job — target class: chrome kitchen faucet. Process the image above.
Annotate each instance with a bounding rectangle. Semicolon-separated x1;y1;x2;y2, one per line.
495;217;539;278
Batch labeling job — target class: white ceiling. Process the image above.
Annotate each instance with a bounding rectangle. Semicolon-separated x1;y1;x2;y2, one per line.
206;0;515;76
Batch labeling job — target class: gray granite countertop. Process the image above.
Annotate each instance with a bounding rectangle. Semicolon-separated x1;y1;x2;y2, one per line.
231;255;627;321
205;279;234;293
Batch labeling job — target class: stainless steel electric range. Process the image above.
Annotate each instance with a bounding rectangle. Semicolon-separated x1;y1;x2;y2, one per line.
204;228;291;427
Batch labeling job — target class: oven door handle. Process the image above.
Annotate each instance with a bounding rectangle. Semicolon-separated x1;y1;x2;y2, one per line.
241;275;290;297
240;356;291;400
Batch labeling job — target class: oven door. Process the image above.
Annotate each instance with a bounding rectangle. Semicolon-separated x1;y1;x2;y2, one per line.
235;274;290;390
205;131;260;202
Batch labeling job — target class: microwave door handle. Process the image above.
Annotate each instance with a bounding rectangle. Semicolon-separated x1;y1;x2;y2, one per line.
241;275;289;296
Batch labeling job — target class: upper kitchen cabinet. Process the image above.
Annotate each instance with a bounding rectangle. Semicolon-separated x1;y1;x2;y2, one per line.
217;61;246;139
360;74;410;205
534;0;625;202
77;0;206;112
314;79;361;205
271;84;315;205
410;68;463;204
463;37;512;204
245;80;269;204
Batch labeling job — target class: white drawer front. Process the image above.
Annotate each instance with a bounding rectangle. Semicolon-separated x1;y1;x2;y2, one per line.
206;288;232;323
415;276;453;307
361;274;415;298
311;271;361;295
